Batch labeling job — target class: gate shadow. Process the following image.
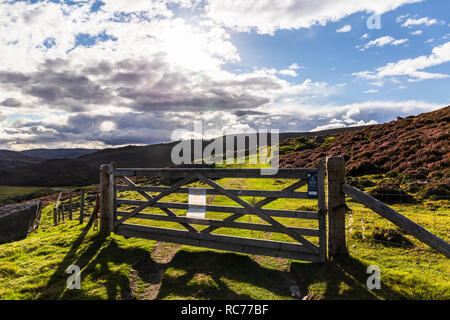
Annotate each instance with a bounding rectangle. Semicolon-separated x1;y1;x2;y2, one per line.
290;255;407;300
156;250;295;300
39;220;407;300
39;235;154;300
38;217;97;299
40;235;295;300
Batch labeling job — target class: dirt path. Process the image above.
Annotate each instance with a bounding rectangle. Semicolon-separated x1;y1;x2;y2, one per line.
126;242;180;300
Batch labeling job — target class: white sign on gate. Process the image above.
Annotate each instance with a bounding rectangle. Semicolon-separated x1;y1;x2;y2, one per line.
187;188;206;218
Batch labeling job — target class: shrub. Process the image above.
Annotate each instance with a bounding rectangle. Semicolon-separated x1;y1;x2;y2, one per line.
346;178;375;190
347;160;384;176
368;181;416;204
372;227;414;247
279;145;296;155
419;181;450;199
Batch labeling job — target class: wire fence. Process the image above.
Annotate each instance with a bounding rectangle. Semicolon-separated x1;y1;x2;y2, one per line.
343;177;449;277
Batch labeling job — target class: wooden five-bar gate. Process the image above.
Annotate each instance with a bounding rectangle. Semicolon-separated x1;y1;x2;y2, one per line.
99;162;327;262
98;156;450;262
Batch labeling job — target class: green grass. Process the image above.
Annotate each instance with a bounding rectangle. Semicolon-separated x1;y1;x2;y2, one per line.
0;186;55;206
0;175;449;300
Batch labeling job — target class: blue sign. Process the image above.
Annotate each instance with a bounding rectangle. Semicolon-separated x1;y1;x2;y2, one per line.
307;173;318;199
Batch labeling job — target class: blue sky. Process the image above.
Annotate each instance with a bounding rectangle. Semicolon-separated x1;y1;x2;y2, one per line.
226;0;450;103
0;0;449;150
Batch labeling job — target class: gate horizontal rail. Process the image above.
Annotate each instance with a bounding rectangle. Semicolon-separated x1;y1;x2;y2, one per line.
116;211;320;236
117;185;310;199
112;167;315;179
116;199;319;219
118;223;323;262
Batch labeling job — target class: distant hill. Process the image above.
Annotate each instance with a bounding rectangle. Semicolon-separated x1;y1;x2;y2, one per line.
280;106;449;179
0;106;447;187
0;142;178;187
0;125;368;187
0;148;99;169
20;148;99;161
0;150;40;168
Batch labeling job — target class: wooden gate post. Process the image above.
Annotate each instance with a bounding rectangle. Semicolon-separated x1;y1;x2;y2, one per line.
317;160;327;262
99;164;114;236
326;156;348;259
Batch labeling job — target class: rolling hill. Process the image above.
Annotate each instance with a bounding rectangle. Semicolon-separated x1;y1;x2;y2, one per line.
0;148;99;169
19;148;99;161
0;106;448;187
0;150;39;169
0;142;178;187
0;127;367;187
280;106;449;179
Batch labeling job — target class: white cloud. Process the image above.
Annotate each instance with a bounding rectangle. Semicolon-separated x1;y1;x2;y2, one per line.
362;36;409;49
336;25;351;33
396;14;410;23
361;33;369;39
288;63;304;70
401;16;442;27
364;89;379;94
410;30;423;35
311;119;378;132
370;81;384;87
278;69;298;77
205;0;424;34
99;120;117;132
307;100;442;132
354;41;450;81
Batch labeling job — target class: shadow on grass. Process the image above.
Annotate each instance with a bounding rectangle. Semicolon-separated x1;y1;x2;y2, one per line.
39;226;295;300
39;231;153;299
156;250;294;300
37;216;150;300
38;219;408;300
291;255;407;300
38;217;97;299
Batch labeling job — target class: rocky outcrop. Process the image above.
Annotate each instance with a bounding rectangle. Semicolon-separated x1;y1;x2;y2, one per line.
0;201;43;243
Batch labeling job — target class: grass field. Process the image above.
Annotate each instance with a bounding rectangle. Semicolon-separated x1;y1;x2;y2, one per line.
0;175;449;300
0;186;55;206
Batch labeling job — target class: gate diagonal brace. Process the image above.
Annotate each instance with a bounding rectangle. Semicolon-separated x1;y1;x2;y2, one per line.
195;173;319;254
119;176;197;232
201;179;307;234
115;175;195;227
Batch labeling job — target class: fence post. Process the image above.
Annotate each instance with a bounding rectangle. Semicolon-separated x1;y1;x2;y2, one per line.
53;207;57;226
69;192;73;220
100;164;114;236
62;204;65;222
79;189;85;224
326;156;348;259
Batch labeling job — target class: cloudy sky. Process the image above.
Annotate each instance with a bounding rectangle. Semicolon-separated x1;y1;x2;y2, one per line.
0;0;449;150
